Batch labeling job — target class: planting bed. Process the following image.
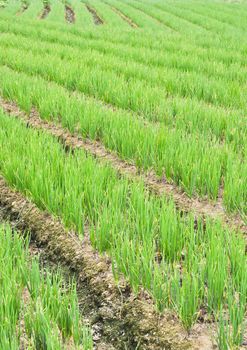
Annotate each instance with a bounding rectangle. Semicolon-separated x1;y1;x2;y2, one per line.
0;0;246;349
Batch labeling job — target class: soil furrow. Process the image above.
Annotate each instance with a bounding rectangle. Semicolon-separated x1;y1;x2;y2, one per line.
122;2;176;31
0;40;241;136
1;98;246;236
40;4;51;19
109;5;138;28
86;4;104;25
65;5;75;24
0;175;210;350
0;210;113;350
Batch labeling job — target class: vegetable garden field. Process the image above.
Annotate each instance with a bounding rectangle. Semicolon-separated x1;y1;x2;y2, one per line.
0;0;246;348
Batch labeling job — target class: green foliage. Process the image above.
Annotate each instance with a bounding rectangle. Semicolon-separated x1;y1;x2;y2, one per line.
0;111;245;336
0;0;246;344
0;224;93;349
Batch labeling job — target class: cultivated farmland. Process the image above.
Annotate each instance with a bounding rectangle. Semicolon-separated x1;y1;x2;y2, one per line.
0;0;246;349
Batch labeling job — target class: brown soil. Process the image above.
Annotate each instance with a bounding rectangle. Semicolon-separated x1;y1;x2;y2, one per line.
109;5;138;28
1;98;246;237
0;215;111;350
40;4;51;19
86;4;104;25
65;5;75;24
0;175;213;350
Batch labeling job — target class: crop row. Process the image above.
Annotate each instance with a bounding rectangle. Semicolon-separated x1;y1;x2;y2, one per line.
148;0;245;37
115;0;246;45
1;0;143;27
120;0;208;35
0;108;246;345
0;30;246;153
1;28;247;115
0;223;93;349
81;0;131;28
0;44;246;212
1;1;246;348
1;15;246;85
169;0;247;31
1;0;246;57
1;0;90;24
0;24;246;152
121;0;247;55
0;60;246;213
0;7;245;66
101;0;157;29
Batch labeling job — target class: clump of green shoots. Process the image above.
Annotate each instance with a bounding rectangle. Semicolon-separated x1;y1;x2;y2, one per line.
0;102;246;340
0;223;93;349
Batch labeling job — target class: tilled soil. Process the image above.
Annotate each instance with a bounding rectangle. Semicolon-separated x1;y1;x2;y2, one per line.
0;175;207;350
0;208;114;349
40;4;51;19
65;5;75;24
1;98;246;237
86;4;104;25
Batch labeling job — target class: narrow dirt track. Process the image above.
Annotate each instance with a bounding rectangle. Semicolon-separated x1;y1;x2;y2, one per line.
109;5;138;28
0;175;214;350
40;4;51;19
65;5;75;24
1;98;246;236
86;4;104;25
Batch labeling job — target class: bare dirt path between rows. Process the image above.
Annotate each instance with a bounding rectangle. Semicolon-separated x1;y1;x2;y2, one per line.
0;207;113;350
108;4;138;28
40;4;51;19
86;4;104;25
0;209;91;349
1;98;246;236
65;5;75;23
0;175;214;350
